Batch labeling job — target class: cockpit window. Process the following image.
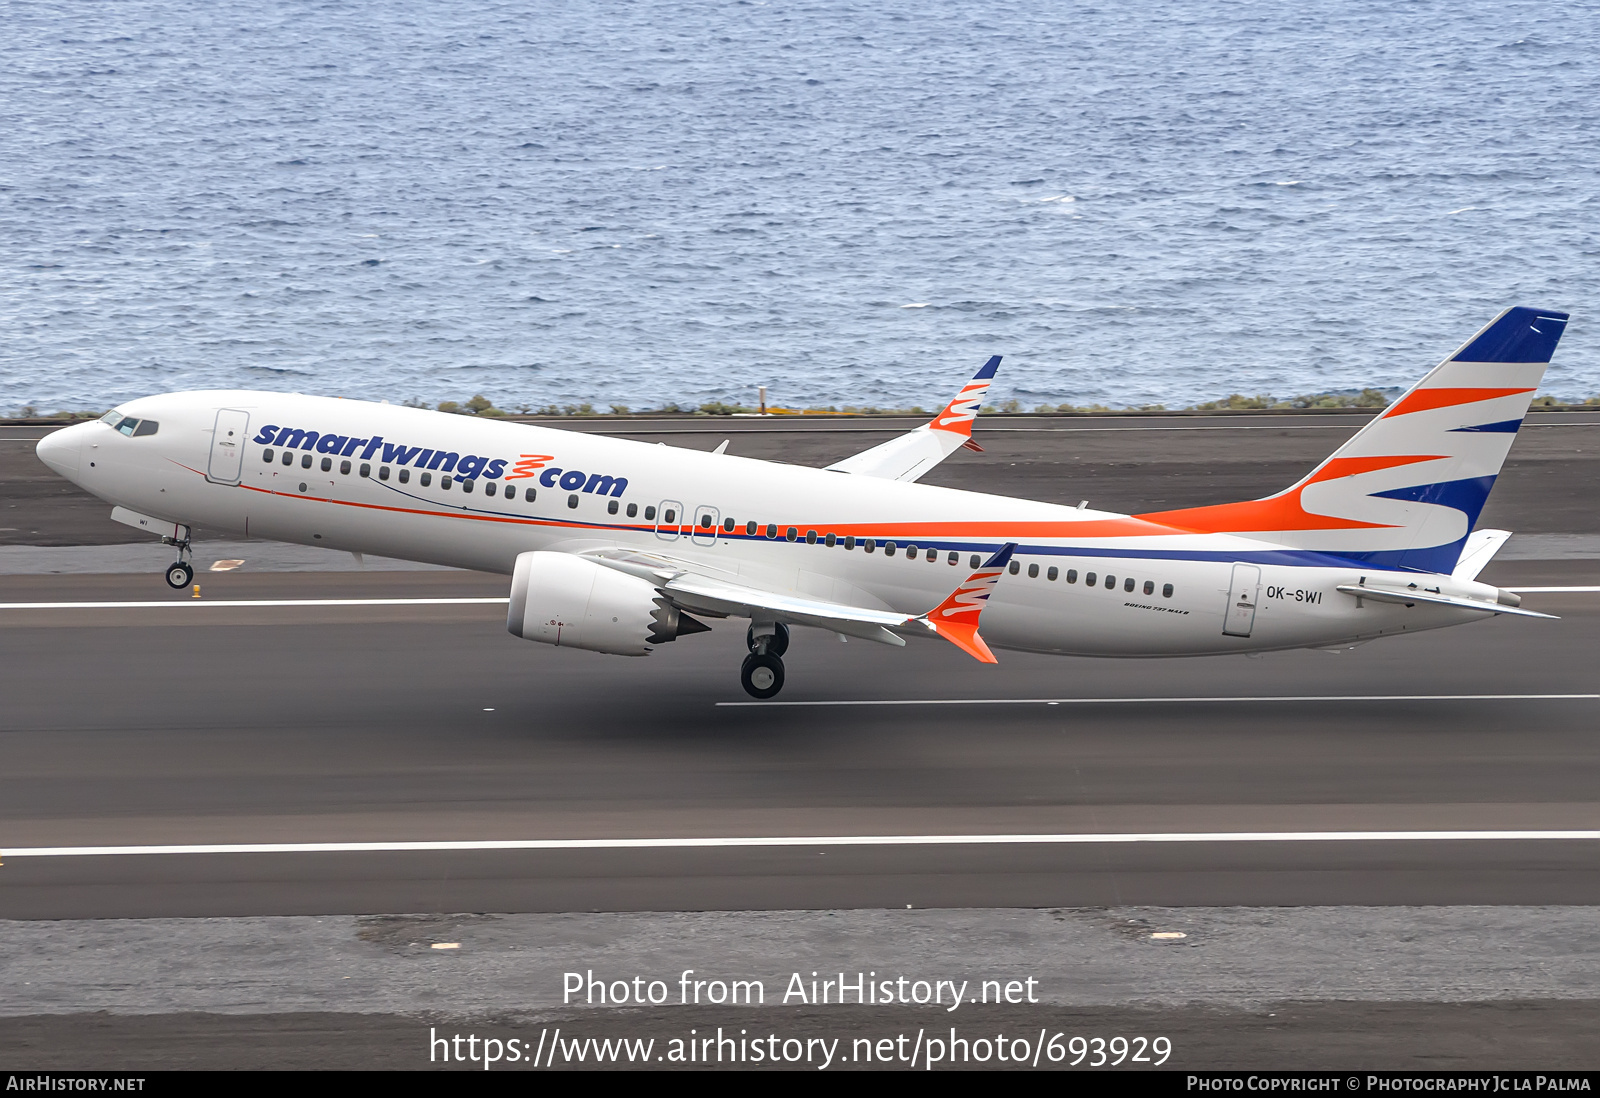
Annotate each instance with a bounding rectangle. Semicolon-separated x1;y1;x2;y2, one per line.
100;410;157;436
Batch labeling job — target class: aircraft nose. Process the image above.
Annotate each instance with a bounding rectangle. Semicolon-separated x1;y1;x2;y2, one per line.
36;423;85;481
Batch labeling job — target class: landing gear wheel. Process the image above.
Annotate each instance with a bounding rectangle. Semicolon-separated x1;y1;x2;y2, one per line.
746;621;790;657
740;652;785;700
165;561;194;590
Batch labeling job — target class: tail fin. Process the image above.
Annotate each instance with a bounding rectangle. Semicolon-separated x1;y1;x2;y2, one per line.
1139;307;1569;573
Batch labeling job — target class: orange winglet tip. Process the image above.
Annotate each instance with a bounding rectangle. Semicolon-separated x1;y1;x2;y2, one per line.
929;620;998;664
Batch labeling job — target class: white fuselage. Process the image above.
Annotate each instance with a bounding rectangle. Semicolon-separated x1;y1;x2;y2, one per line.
43;390;1494;656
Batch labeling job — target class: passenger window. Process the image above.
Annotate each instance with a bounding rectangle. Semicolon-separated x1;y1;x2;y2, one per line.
825;533;836;547
1105;574;1116;589
608;500;619;514
806;530;817;544
970;554;980;568
1124;577;1135;592
441;476;452;490
399;468;410;483
786;527;798;542
340;460;351;475
524;487;536;502
359;463;370;478
321;457;333;472
645;505;656;520
461;478;473;494
1143;580;1154;595
947;551;958;565
845;535;856;550
664;509;676;524
926;547;936;561
1028;563;1039;578
1163;583;1174;598
629;503;639;518
282;451;293;466
301;454;313;469
766;524;777;539
420;472;432;487
132;420;159;437
1047;566;1058;581
700;514;713;528
1008;560;1020;575
568;494;579;508
745;520;755;535
885;542;897;557
723;517;735;532
1086;571;1097;586
484;481;497;497
865;539;876;553
263;448;275;463
1066;569;1078;583
379;465;390;480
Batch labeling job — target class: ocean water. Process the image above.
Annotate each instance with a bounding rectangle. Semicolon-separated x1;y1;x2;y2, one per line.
2;0;1597;415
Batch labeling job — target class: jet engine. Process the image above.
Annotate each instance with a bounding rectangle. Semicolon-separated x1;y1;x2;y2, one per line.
506;551;708;656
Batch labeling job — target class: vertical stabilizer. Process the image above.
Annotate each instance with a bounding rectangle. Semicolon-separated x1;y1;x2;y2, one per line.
1139;307;1569;573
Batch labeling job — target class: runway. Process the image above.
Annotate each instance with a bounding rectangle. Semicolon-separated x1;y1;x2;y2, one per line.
1;560;1596;919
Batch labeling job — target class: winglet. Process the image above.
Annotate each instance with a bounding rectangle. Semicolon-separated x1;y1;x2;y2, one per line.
824;355;1002;482
929;355;1002;438
919;543;1015;663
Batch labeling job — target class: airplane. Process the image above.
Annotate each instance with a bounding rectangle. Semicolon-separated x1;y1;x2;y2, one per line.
34;306;1568;699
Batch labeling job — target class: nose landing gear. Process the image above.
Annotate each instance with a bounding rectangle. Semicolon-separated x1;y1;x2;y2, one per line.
162;528;194;590
741;621;791;699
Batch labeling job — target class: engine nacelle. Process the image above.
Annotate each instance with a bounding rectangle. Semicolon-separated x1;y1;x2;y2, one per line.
506;551;704;656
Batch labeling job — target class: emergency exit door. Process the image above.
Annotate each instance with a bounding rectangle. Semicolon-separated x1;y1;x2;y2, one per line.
1223;563;1261;637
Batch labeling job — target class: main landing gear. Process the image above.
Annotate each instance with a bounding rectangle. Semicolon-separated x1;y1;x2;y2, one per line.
163;530;194;590
741;622;790;700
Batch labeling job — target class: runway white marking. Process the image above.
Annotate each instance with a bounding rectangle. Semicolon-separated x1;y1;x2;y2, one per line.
718;693;1600;708
0;597;510;609
6;830;1599;858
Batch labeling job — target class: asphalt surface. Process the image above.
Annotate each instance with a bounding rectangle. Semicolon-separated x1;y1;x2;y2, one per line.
7;906;1600;1069
1;559;1597;917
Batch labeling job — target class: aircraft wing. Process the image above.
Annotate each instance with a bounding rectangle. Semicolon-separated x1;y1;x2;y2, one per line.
824;355;1000;482
579;544;1017;659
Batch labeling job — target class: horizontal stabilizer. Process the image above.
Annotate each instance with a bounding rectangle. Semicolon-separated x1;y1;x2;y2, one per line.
1335;583;1556;619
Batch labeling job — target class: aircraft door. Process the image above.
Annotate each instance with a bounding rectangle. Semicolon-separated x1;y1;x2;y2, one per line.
1223;563;1261;637
691;505;720;547
207;409;250;484
655;500;683;541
